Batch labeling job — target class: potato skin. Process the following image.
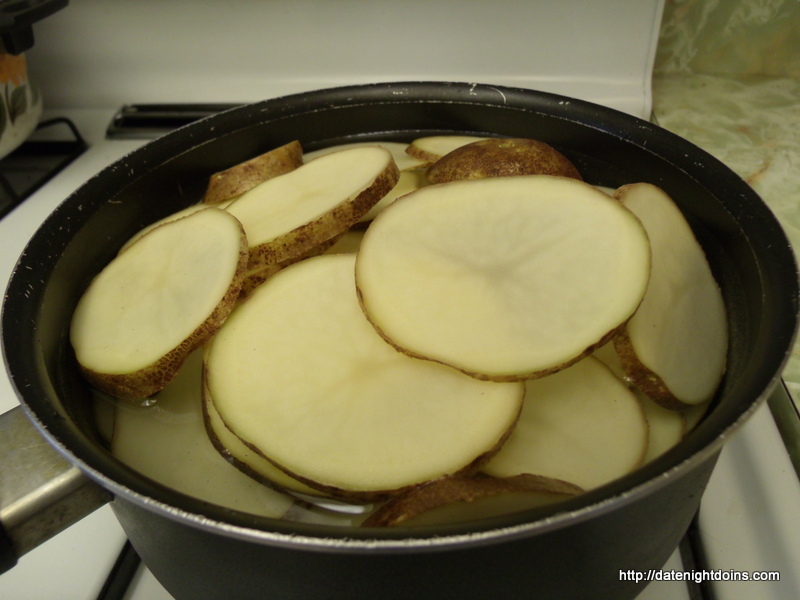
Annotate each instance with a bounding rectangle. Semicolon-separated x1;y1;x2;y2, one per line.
362;473;583;527
426;138;582;184
244;396;524;504
203;140;304;204
238;234;343;301
246;157;400;271
79;220;250;401
405;136;488;166
613;326;693;411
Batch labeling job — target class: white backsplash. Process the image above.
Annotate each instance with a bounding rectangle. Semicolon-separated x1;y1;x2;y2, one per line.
26;0;664;118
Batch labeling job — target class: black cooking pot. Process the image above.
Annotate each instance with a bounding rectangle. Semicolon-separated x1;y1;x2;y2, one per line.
1;82;797;600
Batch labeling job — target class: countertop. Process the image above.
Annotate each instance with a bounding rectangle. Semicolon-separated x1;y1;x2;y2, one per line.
652;72;800;405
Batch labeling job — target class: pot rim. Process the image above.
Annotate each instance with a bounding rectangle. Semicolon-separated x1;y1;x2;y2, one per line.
4;81;799;551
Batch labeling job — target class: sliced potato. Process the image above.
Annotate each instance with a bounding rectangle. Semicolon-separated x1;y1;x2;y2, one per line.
594;341;686;462
355;175;652;381
594;341;686;461
71;207;248;399
426;138;582;183
237;263;284;302
303;143;429;223
362;474;583;527
614;183;728;408
122;142;304;253
639;393;685;462
203;140;303;205
303;141;426;172
206;254;524;502
405;135;488;165
202;381;323;497
358;168;428;223
237;234;342;301
110;350;296;517
683;400;712;433
226;146;399;271
592;341;628;382
118;203;217;253
483;356;648;490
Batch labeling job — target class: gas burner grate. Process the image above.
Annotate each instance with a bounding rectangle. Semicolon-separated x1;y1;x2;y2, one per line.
0;116;87;220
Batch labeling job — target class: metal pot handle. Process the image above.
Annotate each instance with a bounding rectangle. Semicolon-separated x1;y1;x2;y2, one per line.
0;405;111;573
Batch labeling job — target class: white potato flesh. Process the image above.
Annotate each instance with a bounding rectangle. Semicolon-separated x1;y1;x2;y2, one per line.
483;356;648;490
206;254;524;499
639;393;685;463
592;341;628;382
683;401;712;432
355;175;652;380
118;202;233;253
406;135;488;163
593;341;686;462
615;183;728;407
303;141;426;172
203;387;323;497
236;234;343;301
226;145;397;267
359;169;428;223
71;207;245;377
203;140;304;205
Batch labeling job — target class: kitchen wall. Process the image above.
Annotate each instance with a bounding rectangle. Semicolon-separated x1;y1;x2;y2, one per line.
24;0;664;117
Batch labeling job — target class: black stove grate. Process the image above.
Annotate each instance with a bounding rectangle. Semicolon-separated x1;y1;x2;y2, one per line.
0;116;87;220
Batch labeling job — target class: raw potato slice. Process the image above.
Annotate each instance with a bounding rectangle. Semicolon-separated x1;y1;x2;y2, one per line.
405;135;488;165
110;350;295;518
362;474;583;527
304;142;428;223
203;140;303;204
202;383;322;497
118;203;226;253
592;341;629;382
593;341;686;462
71;207;248;399
359;169;428;223
683;400;712;433
639;393;686;463
237;234;343;301
614;183;728;408
483;356;648;490
206;254;524;501
226;146;399;270
355;175;652;381
303;141;426;172
237;263;285;301
426;138;582;183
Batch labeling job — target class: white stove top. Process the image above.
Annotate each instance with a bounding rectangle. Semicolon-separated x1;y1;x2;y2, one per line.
0;108;798;599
